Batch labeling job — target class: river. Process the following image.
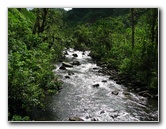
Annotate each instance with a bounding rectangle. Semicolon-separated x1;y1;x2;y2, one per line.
36;48;158;122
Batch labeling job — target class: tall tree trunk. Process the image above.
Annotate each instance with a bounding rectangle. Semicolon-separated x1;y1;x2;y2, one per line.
131;8;135;50
40;8;49;33
151;8;158;48
33;9;40;34
36;9;41;34
152;9;158;68
33;8;49;34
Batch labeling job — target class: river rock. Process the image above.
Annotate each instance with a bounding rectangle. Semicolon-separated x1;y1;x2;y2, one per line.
123;91;130;96
112;91;119;95
59;65;66;70
85;114;92;119
65;76;70;79
109;75;114;79
152;94;158;99
85;116;89;119
69;116;84;121
72;53;78;57
92;84;99;88
64;51;68;55
117;79;126;84
72;61;81;65
62;62;73;67
126;83;132;87
100;110;105;114
142;93;152;98
68;71;74;75
136;88;141;92
138;90;149;96
93;67;98;70
110;113;119;119
91;118;99;121
101;80;107;82
114;78;119;82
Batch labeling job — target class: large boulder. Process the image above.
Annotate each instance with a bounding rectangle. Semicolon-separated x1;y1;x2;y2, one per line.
69;116;84;121
62;62;73;67
72;61;81;66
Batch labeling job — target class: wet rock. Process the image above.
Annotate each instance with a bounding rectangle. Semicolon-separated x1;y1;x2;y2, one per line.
61;55;66;60
136;88;141;92
109;75;114;79
82;52;85;55
91;118;99;121
65;76;70;79
64;51;68;55
142;93;152;98
93;67;98;70
92;84;99;88
72;61;81;65
112;91;119;95
100;110;105;114
59;65;66;70
62;62;73;67
101;80;107;83
68;71;74;75
133;80;142;85
153;94;158;99
138;90;149;96
72;53;78;57
132;113;138;116
123;91;130;96
85;115;92;119
98;69;103;73
69;116;84;121
114;78;119;82
110;113;119;119
127;83;132;87
85;116;89;119
117;79;125;84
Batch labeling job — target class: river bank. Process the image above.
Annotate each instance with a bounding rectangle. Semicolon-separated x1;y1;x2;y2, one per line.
89;52;158;100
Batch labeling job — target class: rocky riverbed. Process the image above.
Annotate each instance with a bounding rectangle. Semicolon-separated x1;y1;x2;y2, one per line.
37;48;158;122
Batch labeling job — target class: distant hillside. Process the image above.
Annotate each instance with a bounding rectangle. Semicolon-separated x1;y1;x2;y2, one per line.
64;8;129;26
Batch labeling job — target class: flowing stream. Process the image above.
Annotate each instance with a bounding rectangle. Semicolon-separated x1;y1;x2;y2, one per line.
40;48;158;122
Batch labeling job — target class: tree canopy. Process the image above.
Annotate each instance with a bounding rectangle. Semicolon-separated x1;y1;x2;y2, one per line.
8;8;158;121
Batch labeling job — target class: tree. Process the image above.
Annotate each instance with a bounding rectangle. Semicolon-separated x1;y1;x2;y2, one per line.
131;8;135;50
33;8;49;34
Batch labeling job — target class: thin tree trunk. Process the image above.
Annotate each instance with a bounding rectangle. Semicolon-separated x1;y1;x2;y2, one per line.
40;8;49;33
151;9;156;43
131;8;135;50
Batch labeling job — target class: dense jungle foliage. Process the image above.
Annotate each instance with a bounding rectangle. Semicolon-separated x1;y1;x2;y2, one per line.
8;8;158;121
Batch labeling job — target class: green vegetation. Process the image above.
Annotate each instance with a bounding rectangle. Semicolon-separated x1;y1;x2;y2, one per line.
8;8;158;121
8;8;66;121
65;8;158;93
